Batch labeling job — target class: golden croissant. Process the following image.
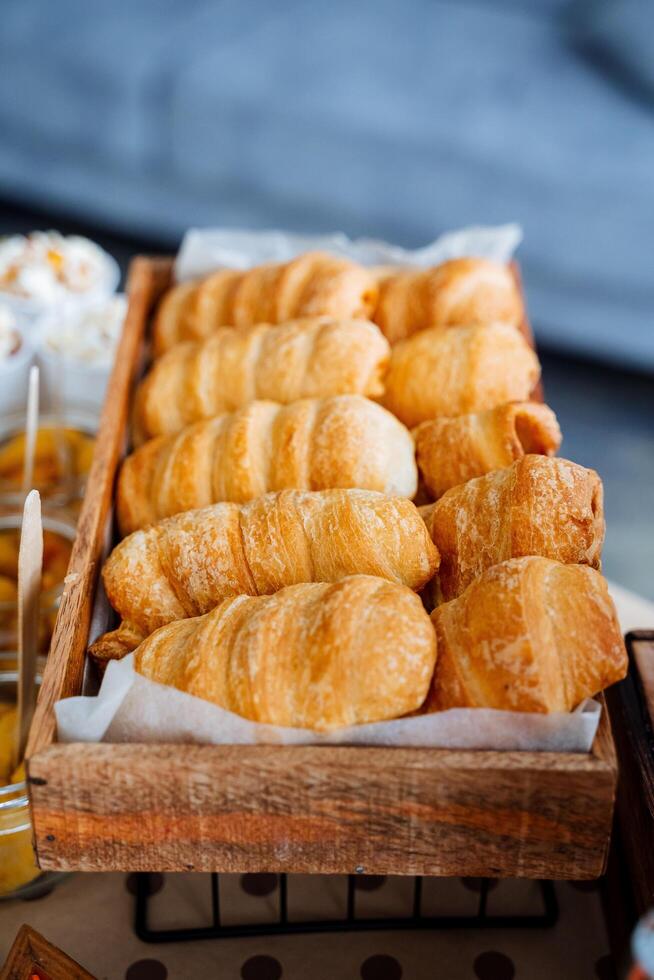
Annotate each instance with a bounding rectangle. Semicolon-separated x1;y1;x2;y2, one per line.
427;556;626;713
423;455;604;602
134;576;437;731
415;402;562;499
117;395;418;535
153;251;379;355
373;257;524;344
152;279;198;353
90;489;439;664
134;318;390;442
382;322;541;428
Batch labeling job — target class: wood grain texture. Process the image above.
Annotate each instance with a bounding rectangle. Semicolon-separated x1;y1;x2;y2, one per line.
1;924;96;980
28;699;616;878
25;257;617;879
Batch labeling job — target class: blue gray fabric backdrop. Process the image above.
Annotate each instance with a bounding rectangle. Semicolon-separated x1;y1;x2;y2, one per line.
1;0;652;368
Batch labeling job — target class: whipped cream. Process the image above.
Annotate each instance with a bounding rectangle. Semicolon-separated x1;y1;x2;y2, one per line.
0;306;21;361
43;295;127;367
0;231;110;302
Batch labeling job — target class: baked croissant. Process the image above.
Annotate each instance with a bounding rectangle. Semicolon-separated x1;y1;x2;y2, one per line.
415;402;562;499
153;279;199;354
117;395;418;535
373;258;524;344
90;489;439;665
134;575;437;731
134;318;390;442
153;252;379;356
423;455;604;602
427;556;627;713
382;323;541;428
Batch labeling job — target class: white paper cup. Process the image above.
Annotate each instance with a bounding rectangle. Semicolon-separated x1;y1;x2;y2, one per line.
37;294;126;415
0;241;120;338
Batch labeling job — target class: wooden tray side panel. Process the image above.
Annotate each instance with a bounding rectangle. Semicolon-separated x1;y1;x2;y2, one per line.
29;720;615;879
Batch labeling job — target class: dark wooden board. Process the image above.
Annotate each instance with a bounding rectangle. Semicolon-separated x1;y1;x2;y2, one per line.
603;631;654;961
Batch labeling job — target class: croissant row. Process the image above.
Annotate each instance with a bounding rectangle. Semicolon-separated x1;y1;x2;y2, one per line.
415;402;562;499
153;251;379;355
134;575;438;731
131;559;627;726
153;254;525;356
92;248;627;731
427;556;627;713
134;318;390;442
423;455;605;602
94;489;439;646
382;322;541;427
117;395;418;535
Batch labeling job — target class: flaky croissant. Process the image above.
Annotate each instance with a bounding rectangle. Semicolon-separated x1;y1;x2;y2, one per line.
415;402;562;499
422;455;604;602
427;556;626;713
153;252;378;356
117;396;418;535
134;318;390;442
373;258;524;344
134;575;437;731
152;279;199;354
90;490;439;665
382;322;541;428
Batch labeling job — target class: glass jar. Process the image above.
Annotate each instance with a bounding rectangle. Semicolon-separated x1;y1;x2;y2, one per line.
0;409;97;510
0;655;66;899
0;780;40;897
0;511;76;655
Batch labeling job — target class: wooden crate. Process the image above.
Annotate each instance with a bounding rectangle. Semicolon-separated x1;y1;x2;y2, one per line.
25;257;618;878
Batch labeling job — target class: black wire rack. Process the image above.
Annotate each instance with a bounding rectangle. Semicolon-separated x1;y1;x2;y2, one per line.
134;873;559;944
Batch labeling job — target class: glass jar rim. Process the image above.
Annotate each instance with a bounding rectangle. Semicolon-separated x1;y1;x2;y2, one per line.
0;510;76;610
0;409;99;440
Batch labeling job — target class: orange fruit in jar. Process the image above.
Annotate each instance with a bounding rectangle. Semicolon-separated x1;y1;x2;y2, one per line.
0;533;19;579
0;575;17;603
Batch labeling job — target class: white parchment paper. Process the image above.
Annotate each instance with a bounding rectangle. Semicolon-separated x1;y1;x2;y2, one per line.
174;224;523;281
56;653;600;752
